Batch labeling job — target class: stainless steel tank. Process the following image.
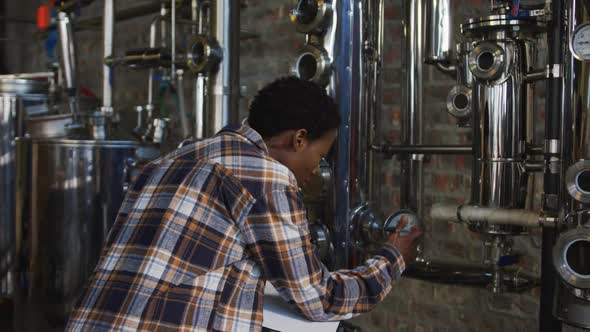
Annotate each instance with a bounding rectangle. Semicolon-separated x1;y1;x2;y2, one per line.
0;78;48;298
461;15;544;235
14;138;138;330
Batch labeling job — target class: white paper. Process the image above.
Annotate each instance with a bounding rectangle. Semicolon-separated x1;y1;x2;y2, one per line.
262;283;340;332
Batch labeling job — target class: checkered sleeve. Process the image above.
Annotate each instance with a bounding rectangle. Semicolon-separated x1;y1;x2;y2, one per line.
241;187;406;322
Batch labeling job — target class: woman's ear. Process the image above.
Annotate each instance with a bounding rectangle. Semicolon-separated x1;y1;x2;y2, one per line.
293;129;309;151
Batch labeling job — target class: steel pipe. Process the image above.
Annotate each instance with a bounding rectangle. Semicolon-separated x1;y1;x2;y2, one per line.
373;144;473;155
425;0;453;64
171;0;176;80
401;0;425;221
405;259;539;293
57;11;79;117
102;0;114;115
542;0;566;329
206;0;240;136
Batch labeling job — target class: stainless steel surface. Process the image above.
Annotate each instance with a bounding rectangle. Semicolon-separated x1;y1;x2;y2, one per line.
14;138;138;330
554;1;587;326
425;0;453;63
461;14;546;35
1;86;48;299
57;12;77;94
465;17;537;235
171;0;176;80
56;10;79;118
375;144;473;155
401;0;425;222
176;70;190;139
0;73;54;81
0;79;49;95
26;114;72;139
206;0;240;136
331;0;355;268
0;97;23;298
195;75;206;139
290;0;404;268
102;0;114;115
545;138;561;154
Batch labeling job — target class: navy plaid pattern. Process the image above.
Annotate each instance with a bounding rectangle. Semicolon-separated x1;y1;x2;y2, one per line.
66;126;405;332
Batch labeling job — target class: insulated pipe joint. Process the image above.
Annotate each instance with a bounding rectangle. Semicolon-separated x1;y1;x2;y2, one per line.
446;85;472;119
554;227;590;290
294;44;332;86
187;35;223;74
566;160;590;203
290;0;332;34
468;42;506;81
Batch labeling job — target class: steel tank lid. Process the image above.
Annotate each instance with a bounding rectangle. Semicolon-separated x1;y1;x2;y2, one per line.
461;14;546;34
0;78;49;95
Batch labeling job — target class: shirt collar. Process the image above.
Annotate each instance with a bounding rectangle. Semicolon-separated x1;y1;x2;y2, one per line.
218;125;269;155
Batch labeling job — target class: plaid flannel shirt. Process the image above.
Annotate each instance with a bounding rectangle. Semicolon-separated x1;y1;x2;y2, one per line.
66;125;405;332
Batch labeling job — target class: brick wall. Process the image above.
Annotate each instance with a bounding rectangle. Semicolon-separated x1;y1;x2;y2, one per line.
3;0;586;331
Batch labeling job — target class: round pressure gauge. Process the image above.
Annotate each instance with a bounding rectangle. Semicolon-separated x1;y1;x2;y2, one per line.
572;23;590;61
383;210;419;236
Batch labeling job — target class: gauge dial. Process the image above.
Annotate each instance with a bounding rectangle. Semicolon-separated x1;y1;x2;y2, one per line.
572;23;590;61
383;210;418;236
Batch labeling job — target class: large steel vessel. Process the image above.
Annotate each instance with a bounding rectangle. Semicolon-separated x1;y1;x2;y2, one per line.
0;78;48;298
14;138;138;330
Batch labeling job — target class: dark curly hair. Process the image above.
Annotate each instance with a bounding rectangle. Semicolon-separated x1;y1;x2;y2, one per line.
247;76;340;141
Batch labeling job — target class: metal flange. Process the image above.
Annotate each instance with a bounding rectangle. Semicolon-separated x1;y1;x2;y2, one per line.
294;43;332;86
554;226;590;290
290;0;332;34
468;42;506;82
186;35;223;74
566;160;590;203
